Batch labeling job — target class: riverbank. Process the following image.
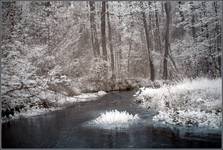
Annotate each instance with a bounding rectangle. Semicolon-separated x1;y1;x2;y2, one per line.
2;91;221;148
1;75;167;123
2;91;107;123
134;78;222;129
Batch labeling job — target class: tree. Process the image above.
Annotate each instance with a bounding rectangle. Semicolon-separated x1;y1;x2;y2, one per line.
140;2;155;81
163;2;171;80
101;1;107;60
106;2;115;79
89;1;100;57
127;2;134;78
154;2;162;53
213;1;221;75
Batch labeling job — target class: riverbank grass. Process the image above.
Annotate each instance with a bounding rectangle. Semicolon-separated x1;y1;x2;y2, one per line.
135;78;222;129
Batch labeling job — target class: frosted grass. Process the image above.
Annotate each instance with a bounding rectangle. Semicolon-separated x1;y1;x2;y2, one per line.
87;110;140;129
135;78;222;129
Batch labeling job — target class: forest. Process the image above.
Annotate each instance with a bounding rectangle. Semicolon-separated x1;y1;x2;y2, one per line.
1;1;222;148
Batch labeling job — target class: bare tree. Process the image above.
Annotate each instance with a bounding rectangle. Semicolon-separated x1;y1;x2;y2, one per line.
101;1;107;60
127;1;134;78
89;1;100;57
163;2;171;80
106;2;115;79
154;3;162;53
213;1;221;75
140;2;155;81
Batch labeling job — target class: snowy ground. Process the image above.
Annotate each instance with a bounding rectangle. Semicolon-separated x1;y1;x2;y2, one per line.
134;78;222;129
2;91;107;123
38;90;107;106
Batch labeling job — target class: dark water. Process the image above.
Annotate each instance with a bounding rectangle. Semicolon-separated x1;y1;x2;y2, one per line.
2;91;222;148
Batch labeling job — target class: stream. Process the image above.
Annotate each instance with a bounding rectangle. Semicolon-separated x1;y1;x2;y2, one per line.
2;91;221;148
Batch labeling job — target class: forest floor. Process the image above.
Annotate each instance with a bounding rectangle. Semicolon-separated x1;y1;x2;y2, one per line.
134;78;222;129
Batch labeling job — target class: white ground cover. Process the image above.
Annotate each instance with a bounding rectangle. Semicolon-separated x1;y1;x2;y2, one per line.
86;110;140;129
135;78;222;129
40;90;107;106
2;91;107;122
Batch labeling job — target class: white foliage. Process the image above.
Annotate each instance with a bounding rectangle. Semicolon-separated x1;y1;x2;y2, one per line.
153;109;221;129
97;91;107;96
135;78;222;129
87;110;140;129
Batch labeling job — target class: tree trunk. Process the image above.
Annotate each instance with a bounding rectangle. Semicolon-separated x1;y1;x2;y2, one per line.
116;2;122;79
106;3;115;79
154;3;162;53
141;2;155;81
89;1;100;57
101;1;107;60
127;2;134;78
213;1;221;76
161;2;165;17
127;34;133;78
163;2;171;80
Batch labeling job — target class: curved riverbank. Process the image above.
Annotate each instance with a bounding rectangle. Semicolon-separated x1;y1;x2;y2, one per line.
2;91;221;148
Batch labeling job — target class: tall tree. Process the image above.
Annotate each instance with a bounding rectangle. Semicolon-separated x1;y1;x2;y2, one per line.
154;3;162;53
89;1;100;57
106;2;115;79
115;1;122;79
163;2;171;80
213;1;221;75
140;2;155;81
101;1;107;60
127;2;134;78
